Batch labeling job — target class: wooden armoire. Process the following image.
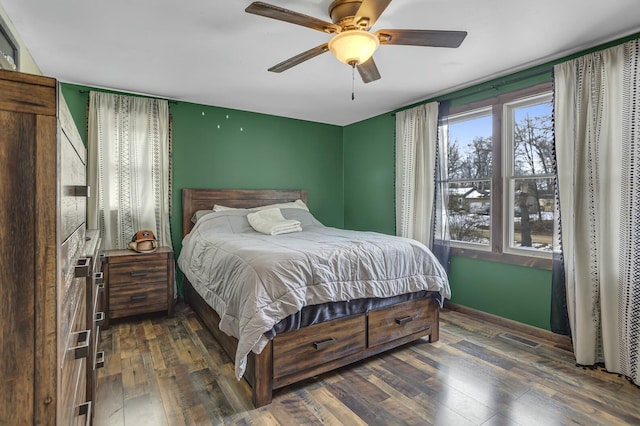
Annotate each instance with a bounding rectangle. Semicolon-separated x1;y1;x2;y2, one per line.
0;70;102;424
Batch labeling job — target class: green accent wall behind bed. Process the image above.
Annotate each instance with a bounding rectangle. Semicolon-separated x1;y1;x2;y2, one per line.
169;101;344;250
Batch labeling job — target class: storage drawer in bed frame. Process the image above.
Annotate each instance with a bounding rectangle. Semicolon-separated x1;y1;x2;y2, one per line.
273;314;366;379
368;297;435;347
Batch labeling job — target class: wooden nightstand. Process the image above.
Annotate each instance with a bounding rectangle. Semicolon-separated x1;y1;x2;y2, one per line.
102;246;175;327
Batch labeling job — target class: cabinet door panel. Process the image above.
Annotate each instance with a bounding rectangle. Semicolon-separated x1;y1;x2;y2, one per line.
0;109;37;426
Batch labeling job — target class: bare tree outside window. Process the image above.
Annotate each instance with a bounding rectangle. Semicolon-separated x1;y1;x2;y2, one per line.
509;96;554;252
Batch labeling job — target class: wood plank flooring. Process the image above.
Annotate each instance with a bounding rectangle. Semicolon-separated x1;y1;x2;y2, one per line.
95;303;640;425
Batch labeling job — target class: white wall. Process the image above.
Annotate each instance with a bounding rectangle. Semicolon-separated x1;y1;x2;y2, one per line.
1;4;40;75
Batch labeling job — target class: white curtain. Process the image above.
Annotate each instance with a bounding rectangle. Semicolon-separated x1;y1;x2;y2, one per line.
554;39;640;386
88;91;171;251
395;102;440;245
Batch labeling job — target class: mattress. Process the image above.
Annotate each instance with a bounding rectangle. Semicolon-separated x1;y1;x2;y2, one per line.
266;290;442;338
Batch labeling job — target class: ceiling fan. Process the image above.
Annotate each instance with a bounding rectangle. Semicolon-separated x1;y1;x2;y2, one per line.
245;0;468;83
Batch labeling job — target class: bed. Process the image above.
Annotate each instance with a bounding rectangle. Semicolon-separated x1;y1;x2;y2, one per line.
179;188;449;407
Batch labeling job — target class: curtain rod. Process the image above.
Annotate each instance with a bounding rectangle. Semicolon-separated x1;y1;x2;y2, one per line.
391;66;553;116
78;89;178;104
444;66;552;101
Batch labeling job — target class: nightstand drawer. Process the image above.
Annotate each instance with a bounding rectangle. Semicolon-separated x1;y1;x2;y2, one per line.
109;281;168;315
109;259;168;285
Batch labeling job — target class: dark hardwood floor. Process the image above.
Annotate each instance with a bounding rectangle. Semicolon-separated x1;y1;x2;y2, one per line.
95;303;640;425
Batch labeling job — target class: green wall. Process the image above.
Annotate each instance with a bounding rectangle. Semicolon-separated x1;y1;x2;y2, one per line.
59;84;344;260
169;101;344;254
343;113;396;234
448;257;552;329
60;85;89;143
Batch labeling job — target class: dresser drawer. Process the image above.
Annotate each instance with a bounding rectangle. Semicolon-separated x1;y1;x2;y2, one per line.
59;288;88;426
273;314;365;379
368;298;435;347
109;259;168;285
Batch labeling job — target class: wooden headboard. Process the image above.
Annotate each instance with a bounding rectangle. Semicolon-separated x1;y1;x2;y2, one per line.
182;188;308;236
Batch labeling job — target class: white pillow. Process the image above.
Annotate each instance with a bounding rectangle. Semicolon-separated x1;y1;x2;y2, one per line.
190;209;214;224
211;204;235;212
213;199;308;212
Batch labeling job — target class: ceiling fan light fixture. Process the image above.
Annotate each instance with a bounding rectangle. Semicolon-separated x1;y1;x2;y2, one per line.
328;30;379;65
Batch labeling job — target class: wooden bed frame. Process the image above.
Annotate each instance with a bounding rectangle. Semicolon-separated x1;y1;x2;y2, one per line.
181;188;440;407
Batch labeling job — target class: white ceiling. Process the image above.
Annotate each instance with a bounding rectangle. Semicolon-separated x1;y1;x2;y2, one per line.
3;0;640;126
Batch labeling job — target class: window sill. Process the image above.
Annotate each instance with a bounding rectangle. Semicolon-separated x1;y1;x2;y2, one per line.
450;247;552;270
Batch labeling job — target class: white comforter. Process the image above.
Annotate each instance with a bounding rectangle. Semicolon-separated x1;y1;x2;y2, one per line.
178;209;450;379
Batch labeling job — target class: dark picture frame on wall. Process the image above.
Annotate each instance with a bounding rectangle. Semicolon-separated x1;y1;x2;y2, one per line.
0;14;19;71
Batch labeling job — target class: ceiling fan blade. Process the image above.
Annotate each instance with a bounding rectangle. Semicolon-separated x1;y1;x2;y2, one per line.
246;2;340;34
268;43;330;73
357;57;381;83
354;0;393;29
376;29;467;47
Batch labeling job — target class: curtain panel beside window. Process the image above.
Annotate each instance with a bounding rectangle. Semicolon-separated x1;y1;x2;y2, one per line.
395;102;439;245
87;91;171;251
554;39;640;386
395;101;450;272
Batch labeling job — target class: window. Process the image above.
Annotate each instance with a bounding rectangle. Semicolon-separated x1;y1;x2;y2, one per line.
0;15;18;71
440;83;554;267
443;108;493;249
505;94;554;254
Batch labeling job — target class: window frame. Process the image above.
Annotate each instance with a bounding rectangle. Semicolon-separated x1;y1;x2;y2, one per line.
442;106;494;252
503;92;555;258
445;82;553;270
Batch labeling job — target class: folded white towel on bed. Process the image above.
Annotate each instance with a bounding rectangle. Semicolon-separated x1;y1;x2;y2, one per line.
247;207;302;235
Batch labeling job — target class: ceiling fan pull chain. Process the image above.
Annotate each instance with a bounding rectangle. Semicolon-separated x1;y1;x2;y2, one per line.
351;63;355;101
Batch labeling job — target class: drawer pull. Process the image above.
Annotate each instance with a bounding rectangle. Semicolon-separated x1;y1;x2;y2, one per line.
94;272;104;284
77;401;92;425
74;258;90;278
95;351;105;369
64;185;88;197
130;271;148;278
395;316;414;325
95;311;105;326
313;338;336;351
130;294;148;301
71;330;91;359
97;283;105;293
